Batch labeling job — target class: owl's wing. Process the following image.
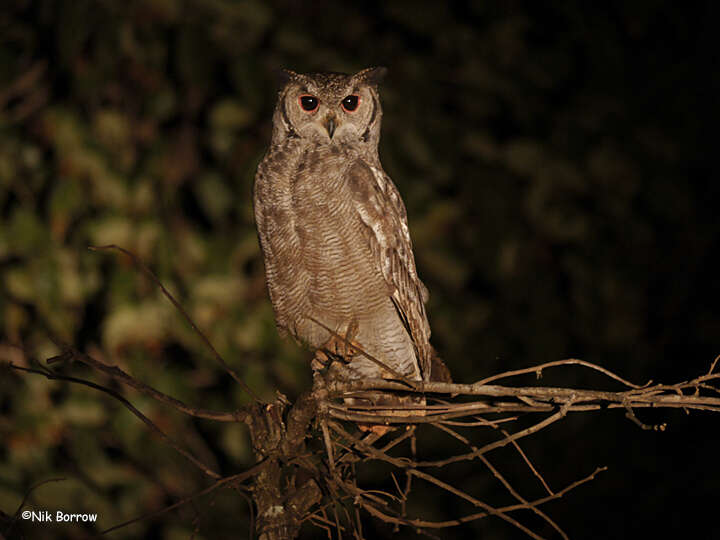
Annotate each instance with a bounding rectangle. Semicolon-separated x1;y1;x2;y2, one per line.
345;160;432;380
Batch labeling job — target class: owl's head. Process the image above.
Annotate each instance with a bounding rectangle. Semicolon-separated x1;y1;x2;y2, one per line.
271;67;387;148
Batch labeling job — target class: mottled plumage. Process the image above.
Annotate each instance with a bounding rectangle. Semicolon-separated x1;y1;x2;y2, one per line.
253;67;443;388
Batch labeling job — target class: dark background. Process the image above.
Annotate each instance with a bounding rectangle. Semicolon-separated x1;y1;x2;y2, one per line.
1;1;719;538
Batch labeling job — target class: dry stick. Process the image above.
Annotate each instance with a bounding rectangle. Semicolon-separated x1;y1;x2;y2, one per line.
379;427;416;454
400;430;416;526
330;377;624;400
327;402;553;425
331;500;342;540
408;468;547;540
500;466;608;513
389;472;404;501
234;488;255;540
335;471;545;540
11;363;222;479
439;404;555;496
43;345;248;422
326;399;720;427
330;420;551;538
328;377;720;410
99;459;271;535
337;497;355;540
474;358;648;389
416;398;575;468
440;416;518;426
329;422;412;470
328;419;604;535
440;411;555;496
334;425;544;538
434;423;567;540
354;499;364;540
301;497;352;527
349;465;606;530
89;245;261;403
336;426;415;467
307;517;333;539
707;354;720;375
320;419;337;476
6;477;66;537
501;428;554;496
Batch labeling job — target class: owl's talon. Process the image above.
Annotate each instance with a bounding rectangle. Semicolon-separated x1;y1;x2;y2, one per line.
311;349;332;371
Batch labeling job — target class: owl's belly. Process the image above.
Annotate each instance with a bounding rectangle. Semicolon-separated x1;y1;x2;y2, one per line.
262;196;413;376
280;198;388;344
256;149;421;380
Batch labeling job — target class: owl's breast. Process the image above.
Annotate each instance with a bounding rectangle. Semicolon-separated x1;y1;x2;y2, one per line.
254;145;389;346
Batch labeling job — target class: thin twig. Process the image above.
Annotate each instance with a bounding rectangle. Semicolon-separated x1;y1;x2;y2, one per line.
434;423;567;539
502;428;554;496
100;460;270;535
11;363;222;479
39;342;248;422
416;398;575;468
89;244;261;403
474;358;648;389
6;477;66;537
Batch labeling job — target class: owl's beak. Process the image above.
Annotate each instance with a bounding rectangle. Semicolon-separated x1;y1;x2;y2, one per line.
323;114;336;139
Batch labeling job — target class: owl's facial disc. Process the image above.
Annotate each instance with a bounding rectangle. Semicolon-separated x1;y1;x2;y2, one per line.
283;75;379;144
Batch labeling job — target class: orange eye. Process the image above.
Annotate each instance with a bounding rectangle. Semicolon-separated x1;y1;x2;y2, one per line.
342;95;360;112
298;95;318;112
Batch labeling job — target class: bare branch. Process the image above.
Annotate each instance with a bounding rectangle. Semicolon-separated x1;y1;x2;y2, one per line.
10;363;222;479
41;342;249;422
88;244;261;403
99;460;271;535
474;358;649;389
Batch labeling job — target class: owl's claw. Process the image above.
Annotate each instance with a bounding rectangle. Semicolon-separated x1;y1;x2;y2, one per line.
311;349;333;371
318;320;362;363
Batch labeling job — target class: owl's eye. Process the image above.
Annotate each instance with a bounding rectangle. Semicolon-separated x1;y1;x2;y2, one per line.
298;95;318;112
341;95;360;112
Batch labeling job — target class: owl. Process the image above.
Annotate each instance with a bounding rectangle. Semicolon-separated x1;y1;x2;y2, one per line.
253;67;449;400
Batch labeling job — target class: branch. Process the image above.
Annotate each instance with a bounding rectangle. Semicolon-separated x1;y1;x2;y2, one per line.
88;244;261;403
43;342;248;423
99;459;272;535
10;363;222;479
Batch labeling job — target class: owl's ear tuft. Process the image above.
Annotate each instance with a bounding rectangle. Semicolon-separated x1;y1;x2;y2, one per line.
355;66;388;86
275;68;298;87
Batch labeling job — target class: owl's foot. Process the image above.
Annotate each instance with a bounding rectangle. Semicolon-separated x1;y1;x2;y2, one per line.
326;319;361;359
310;349;334;371
312;320;362;372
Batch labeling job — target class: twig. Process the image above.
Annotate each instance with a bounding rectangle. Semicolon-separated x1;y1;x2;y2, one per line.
474;358;648;389
88;244;261;403
502;428;554;496
416;398;575;468
100;460;271;535
434;423;567;539
11;363;222;479
6;477;66;538
40;342;248;422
